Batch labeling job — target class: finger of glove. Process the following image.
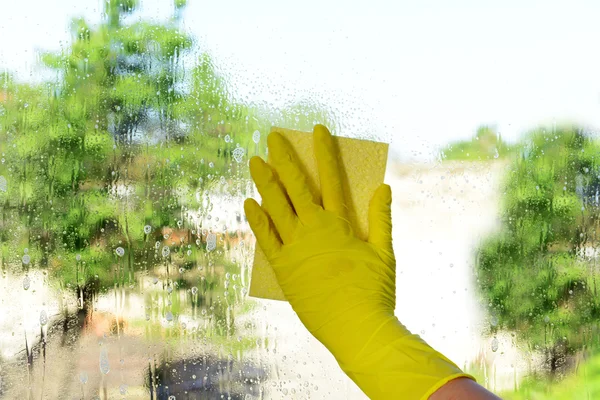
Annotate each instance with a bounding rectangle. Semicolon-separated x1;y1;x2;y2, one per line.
249;156;298;244
267;132;322;223
243;198;282;259
313;124;348;220
368;183;394;258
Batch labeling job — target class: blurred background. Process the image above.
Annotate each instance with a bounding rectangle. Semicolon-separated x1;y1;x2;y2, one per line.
1;0;600;398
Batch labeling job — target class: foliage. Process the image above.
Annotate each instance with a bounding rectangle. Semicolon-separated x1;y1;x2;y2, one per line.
476;125;600;371
441;125;518;161
0;0;330;314
500;349;600;399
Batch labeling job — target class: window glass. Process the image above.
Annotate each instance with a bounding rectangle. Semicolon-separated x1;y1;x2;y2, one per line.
1;1;599;399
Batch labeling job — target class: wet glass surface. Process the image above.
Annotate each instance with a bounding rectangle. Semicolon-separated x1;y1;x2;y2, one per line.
2;1;600;399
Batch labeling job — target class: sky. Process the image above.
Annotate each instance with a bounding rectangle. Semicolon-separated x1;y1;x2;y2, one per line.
2;0;600;161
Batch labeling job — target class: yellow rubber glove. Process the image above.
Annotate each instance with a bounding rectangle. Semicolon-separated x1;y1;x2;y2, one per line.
244;125;475;399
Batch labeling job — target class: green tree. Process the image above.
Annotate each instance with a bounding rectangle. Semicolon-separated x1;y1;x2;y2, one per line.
0;0;258;308
441;125;516;161
0;0;335;343
476;126;600;374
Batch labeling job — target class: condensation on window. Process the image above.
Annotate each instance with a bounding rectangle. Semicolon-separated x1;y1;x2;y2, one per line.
1;1;600;399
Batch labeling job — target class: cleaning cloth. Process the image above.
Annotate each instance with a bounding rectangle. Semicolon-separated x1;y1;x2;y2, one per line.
248;126;389;300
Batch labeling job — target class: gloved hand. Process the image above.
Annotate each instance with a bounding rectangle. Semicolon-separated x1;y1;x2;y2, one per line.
244;124;475;399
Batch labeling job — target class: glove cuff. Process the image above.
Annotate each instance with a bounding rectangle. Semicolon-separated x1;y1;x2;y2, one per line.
339;316;476;400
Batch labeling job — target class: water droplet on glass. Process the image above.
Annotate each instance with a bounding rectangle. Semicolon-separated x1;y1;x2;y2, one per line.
162;246;170;257
79;371;88;384
224;134;231;143
153;277;159;284
544;316;550;323
23;276;31;290
490;315;498;327
252;130;261;143
119;384;128;395
168;396;176;400
100;349;110;374
166;312;173;322
115;247;125;257
167;285;173;294
76;254;81;261
206;233;216;252
177;220;182;228
179;267;184;274
39;310;48;326
22;254;30;265
491;338;499;352
191;286;198;295
232;147;245;163
186;249;192;256
144;225;152;234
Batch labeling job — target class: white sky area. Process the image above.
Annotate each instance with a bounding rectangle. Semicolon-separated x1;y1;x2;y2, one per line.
1;0;600;161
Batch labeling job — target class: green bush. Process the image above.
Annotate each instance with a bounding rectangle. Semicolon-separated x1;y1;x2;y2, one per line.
476;126;600;373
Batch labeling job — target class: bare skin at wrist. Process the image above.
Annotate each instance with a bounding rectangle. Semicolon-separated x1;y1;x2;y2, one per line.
430;377;503;400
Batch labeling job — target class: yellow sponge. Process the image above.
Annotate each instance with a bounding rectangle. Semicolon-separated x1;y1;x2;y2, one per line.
249;127;389;301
